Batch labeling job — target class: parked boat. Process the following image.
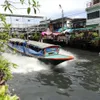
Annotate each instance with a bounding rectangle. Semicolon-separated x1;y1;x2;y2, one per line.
8;38;74;65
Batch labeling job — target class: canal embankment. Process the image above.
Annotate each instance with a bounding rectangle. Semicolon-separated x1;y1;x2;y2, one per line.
40;30;100;52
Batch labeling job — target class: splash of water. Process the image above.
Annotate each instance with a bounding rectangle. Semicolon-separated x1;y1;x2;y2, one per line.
76;59;91;63
2;53;49;74
2;48;76;74
58;49;91;67
57;49;76;67
59;49;75;57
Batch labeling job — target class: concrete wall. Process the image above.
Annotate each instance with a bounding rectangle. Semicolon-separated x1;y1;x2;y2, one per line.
86;18;100;25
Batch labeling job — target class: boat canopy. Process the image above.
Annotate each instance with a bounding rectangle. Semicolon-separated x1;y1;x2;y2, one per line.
28;41;59;49
9;38;60;49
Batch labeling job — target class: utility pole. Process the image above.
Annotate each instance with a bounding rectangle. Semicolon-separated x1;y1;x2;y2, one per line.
45;17;48;29
59;4;64;31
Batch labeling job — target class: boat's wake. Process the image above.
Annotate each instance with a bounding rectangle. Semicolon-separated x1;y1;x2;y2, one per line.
2;48;76;74
2;53;49;74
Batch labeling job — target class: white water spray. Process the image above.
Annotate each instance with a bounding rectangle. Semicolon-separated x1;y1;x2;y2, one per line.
2;48;76;74
2;53;49;74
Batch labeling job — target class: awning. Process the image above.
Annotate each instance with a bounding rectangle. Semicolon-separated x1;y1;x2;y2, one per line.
86;24;99;29
72;24;98;31
57;27;67;32
62;29;74;33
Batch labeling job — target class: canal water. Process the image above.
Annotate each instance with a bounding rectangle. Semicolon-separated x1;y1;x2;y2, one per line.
3;47;100;100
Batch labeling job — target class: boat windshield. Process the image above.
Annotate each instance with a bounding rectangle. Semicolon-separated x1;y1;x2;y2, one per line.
44;47;59;56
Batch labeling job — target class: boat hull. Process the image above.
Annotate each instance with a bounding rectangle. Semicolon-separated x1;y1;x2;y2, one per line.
38;56;74;65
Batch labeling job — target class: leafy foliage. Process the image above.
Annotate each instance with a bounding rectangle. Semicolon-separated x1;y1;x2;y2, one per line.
2;0;13;13
0;56;17;81
32;33;41;41
90;37;100;46
27;7;31;14
0;1;40;99
0;85;19;100
0;6;18;100
0;14;11;53
19;33;25;39
0;56;18;100
0;14;11;31
2;0;40;14
0;32;9;52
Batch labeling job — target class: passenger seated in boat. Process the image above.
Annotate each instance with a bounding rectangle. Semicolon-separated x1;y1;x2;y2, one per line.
16;42;19;46
23;41;27;46
23;41;27;53
11;41;14;46
18;42;22;49
28;44;43;56
19;42;22;46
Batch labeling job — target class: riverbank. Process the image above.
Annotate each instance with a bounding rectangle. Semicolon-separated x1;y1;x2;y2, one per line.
26;30;100;52
42;39;100;53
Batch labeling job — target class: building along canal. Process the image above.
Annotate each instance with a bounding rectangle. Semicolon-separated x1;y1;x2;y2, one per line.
2;47;100;100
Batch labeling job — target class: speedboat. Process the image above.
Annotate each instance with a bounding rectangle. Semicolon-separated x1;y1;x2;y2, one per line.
8;38;74;65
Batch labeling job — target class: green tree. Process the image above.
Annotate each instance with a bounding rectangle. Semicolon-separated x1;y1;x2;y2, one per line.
0;14;11;52
32;32;40;41
2;0;40;14
0;0;40;99
0;85;19;100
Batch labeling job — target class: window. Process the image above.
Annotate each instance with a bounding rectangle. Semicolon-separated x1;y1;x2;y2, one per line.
29;45;41;52
45;47;59;56
87;11;100;19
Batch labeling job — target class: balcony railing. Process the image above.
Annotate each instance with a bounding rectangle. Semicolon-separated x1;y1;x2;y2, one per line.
86;0;100;8
86;1;93;8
